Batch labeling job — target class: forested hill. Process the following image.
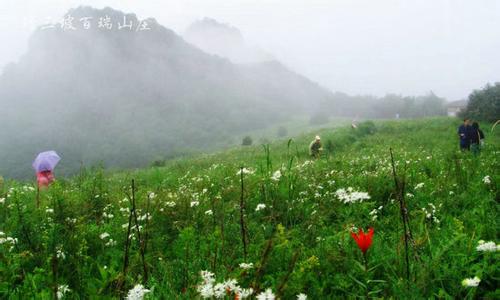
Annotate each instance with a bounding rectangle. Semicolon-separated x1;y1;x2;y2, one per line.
0;6;332;179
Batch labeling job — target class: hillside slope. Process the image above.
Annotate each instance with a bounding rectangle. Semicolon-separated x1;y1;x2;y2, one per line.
1;118;498;298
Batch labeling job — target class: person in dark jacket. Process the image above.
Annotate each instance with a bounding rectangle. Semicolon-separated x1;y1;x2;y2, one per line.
470;122;485;155
458;118;471;151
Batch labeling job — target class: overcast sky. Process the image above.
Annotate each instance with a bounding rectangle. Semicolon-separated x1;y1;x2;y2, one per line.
1;0;499;100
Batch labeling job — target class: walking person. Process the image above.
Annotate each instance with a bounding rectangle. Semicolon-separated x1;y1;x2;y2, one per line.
458;118;471;151
470;122;485;155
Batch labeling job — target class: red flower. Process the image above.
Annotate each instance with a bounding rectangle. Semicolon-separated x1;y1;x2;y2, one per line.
351;227;374;254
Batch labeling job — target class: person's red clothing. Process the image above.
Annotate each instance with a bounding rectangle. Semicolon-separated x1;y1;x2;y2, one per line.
37;170;54;188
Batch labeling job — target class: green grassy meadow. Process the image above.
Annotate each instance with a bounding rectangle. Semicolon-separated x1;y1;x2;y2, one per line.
0;117;498;299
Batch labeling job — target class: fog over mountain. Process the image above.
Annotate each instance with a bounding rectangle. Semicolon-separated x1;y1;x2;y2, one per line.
184;18;274;64
0;6;333;178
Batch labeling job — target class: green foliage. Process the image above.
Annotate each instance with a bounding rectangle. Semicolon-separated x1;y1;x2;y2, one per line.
0;118;498;298
460;82;500;122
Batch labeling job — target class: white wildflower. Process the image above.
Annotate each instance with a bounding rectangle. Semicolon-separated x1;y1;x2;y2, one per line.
271;170;282;181
165;201;176;207
100;232;110;240
482;175;491;184
205;210;213;216
236;288;254;299
56;248;66;260
56;284;70;299
239;262;254;270
256;288;275;300
0;198;5;204
297;293;307;300
415;182;425;190
105;239;117;247
255;204;266;212
461;276;480;287
223;279;239;293
476;240;499;252
148;192;156;199
213;283;226;298
237;168;255;176
335;188;370;204
46;208;54;214
191;201;200;207
126;284;150;300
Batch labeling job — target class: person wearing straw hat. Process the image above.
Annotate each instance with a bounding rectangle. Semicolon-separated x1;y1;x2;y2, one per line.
309;135;323;158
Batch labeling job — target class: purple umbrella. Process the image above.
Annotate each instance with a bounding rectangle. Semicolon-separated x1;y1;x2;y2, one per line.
32;151;61;172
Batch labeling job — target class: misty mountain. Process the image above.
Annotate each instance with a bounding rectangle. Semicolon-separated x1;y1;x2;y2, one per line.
184;18;273;64
0;6;332;179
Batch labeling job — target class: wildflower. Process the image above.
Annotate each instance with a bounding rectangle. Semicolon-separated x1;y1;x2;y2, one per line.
0;198;4;204
235;288;254;299
205;210;213;216
148;192;156;199
482;175;491;184
255;204;266;212
102;212;114;219
65;217;77;224
165;201;176;207
297;293;307;300
271;170;282;181
476;240;499;252
256;288;275;300
46;208;54;214
239;262;254;270
56;248;66;260
213;283;226;298
56;284;70;299
100;232;110;240
223;279;238;293
126;284;150;300
415;182;425;190
351;227;374;254
461;276;480;287
191;201;200;207
198;284;214;298
335;188;370;204
200;270;215;284
105;239;117;247
237;168;255;176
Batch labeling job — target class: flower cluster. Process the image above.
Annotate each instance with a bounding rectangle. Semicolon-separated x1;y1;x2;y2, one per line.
476;240;499;252
369;206;383;221
482;175;491;184
255;203;266;212
126;284;150;300
461;276;480;287
256;288;275;300
335;187;370;204
56;284;71;299
239;262;254;270
237;168;255;176
271;170;282;181
0;231;17;251
421;203;441;225
197;270;253;299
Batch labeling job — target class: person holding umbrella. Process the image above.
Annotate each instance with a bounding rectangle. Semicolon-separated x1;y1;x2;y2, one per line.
33;150;61;188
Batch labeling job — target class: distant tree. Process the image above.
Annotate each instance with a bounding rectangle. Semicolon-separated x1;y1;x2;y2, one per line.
277;126;288;138
460;83;500;122
242;136;253;146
